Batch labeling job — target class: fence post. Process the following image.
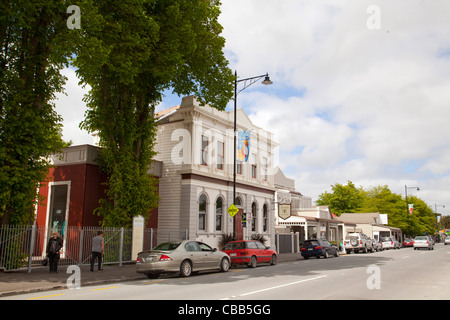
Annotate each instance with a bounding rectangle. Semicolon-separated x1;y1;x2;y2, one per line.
27;225;36;273
78;228;84;266
150;228;154;249
119;227;124;267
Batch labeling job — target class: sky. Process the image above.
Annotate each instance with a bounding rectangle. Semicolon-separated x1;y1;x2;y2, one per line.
54;0;450;216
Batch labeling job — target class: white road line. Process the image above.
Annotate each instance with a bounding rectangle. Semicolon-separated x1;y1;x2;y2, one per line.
221;275;327;300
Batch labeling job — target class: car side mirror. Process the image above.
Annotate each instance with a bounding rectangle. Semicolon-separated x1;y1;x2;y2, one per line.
266;246;270;249
213;248;217;252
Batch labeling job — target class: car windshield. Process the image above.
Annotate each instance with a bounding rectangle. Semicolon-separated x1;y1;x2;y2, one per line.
152;242;181;251
345;234;359;239
414;236;427;240
223;242;245;250
381;237;391;242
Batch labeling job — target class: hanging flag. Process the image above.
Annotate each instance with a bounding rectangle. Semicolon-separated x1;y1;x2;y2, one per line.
238;131;251;162
408;204;414;215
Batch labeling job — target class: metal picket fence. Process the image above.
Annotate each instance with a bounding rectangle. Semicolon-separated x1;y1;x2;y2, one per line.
0;225;188;272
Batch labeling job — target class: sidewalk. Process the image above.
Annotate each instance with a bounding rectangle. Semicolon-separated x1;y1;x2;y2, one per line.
0;253;302;297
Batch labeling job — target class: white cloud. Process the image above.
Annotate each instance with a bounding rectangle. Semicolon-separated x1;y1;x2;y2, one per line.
54;68;92;146
220;0;450;215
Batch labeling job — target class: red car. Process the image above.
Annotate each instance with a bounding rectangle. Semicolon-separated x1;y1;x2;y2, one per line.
403;238;414;247
222;240;277;268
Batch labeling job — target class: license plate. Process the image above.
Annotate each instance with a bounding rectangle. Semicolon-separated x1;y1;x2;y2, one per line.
308;248;313;251
144;257;153;262
230;253;237;257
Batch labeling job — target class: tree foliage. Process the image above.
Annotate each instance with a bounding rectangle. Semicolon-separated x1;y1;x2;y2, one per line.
74;0;234;227
0;0;75;224
316;181;364;214
317;181;437;236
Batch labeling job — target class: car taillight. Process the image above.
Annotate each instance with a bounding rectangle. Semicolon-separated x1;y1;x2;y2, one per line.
391;241;393;245
360;240;363;244
136;256;141;264
160;254;172;261
240;251;249;256
314;246;322;250
301;248;306;251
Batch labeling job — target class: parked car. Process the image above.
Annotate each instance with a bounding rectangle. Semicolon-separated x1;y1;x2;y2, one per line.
301;239;339;259
222;240;277;268
344;233;374;254
445;237;450;245
372;239;383;251
380;236;400;250
136;240;230;279
413;236;434;250
403;238;414;247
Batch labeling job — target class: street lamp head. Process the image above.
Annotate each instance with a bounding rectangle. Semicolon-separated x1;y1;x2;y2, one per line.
262;75;273;85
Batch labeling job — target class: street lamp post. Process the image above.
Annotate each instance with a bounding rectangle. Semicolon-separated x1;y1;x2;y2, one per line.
405;185;420;236
232;71;273;240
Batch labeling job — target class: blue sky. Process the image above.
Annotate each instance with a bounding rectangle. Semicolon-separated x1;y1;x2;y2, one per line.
54;0;450;216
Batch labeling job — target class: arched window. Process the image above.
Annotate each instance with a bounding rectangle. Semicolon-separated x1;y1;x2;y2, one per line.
215;197;224;231
199;194;207;231
263;203;268;232
251;202;257;232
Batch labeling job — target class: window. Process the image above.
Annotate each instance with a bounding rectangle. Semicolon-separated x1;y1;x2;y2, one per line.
199;194;207;230
198;242;213;252
201;135;209;166
256;242;267;249
48;183;70;235
185;241;201;252
236;159;242;175
251;154;257;178
215;197;223;231
246;241;258;249
261;157;268;181
251;202;257;232
217;141;224;170
263;204;268;232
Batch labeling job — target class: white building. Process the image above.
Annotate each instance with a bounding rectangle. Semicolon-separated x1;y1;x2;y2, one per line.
154;96;278;248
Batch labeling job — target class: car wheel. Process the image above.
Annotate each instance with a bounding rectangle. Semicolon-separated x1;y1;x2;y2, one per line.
324;250;329;259
180;260;192;277
248;256;257;268
220;257;230;272
270;254;277;265
334;249;339;257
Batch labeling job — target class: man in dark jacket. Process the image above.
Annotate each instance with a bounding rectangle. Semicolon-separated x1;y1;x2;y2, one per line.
46;232;63;273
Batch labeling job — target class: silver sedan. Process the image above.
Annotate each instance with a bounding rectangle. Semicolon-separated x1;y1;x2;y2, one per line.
136;240;230;279
413;236;434;250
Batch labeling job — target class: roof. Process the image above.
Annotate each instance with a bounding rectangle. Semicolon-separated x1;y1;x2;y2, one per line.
155;105;180;120
339;212;382;225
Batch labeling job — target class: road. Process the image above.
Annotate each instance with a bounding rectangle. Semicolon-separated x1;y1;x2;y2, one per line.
3;243;450;301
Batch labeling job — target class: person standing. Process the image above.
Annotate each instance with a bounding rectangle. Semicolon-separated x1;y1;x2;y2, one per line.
90;231;104;272
46;232;63;273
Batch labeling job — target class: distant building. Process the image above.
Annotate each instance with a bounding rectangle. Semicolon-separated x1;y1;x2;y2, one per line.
339;212;402;242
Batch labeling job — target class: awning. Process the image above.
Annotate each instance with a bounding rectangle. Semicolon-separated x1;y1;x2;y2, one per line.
278;216;306;226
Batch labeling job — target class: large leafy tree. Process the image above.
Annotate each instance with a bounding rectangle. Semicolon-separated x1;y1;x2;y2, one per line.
75;0;234;227
316;181;364;215
0;0;77;224
317;182;437;236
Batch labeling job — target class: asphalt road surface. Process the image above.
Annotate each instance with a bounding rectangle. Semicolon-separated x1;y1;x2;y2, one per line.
3;243;449;301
